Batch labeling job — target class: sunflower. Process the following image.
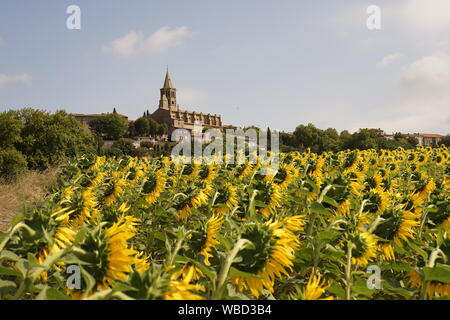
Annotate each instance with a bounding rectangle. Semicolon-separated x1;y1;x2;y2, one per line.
213;183;238;214
189;183;213;208
271;163;299;190
134;251;151;273
198;215;224;265
181;163;200;181
101;216;141;287
164;265;205;300
426;196;450;232
69;215;142;298
363;189;390;215
175;183;212;220
171;263;204;282
407;270;450;298
36;226;77;280
350;232;378;266
142;170;166;205
364;173;383;192
413;178;436;203
104;174;126;207
232;220;300;298
373;208;420;260
52;187;99;228
236;162;255;180
310;157;325;186
255;181;283;218
198;164;217;183
302;275;334;300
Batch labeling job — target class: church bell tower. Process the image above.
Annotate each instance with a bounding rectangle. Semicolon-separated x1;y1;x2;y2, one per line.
159;68;177;110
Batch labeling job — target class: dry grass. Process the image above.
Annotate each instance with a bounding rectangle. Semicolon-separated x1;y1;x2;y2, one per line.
0;169;59;231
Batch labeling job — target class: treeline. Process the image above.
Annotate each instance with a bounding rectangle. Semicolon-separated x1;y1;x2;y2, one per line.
0;108;172;182
86;110;169;158
279;123;441;153
88;110;168;140
0;109;95;181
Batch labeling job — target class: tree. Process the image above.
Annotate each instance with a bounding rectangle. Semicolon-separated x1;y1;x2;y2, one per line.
0;148;28;182
111;140;136;156
0;111;24;148
292;124;340;153
148;118;159;136
345;129;380;150
89;113;128;140
0;108;96;179
156;123;168;136
15;109;96;169
134;117;150;136
440;135;450;147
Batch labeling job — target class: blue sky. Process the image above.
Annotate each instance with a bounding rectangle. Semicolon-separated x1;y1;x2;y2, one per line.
1;0;449;134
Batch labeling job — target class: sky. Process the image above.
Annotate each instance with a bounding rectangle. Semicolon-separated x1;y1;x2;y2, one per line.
0;0;449;134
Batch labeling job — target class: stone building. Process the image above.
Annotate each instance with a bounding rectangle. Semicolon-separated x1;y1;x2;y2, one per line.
71;111;128;127
405;133;445;147
151;70;223;135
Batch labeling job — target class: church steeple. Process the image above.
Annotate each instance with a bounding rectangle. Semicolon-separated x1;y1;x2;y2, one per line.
159;68;177;110
163;68;173;88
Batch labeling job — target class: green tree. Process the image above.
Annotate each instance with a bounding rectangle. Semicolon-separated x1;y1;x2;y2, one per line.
89;113;128;140
14;109;95;169
0;111;24;148
111;140;136;156
292;124;340;153
0;148;28;182
134;117;150;136
148;118;159;136
156;123;168;136
439;135;450;147
345;129;380;150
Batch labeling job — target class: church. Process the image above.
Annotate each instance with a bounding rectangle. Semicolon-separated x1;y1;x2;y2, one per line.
151;70;223;135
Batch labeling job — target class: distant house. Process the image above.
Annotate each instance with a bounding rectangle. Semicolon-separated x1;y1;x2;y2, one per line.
119;138;140;148
360;128;444;146
71;111;128;127
406;133;445;147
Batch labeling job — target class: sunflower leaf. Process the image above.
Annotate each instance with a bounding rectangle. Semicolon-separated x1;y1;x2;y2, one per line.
423;263;450;284
229;267;263;280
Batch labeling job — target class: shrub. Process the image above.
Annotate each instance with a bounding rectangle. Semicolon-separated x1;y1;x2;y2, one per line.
132;147;150;158
111;140;136;156
0;148;28;182
140;141;154;149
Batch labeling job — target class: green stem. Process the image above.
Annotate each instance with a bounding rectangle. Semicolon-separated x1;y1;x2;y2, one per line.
0;223;36;253
422;249;441;300
213;238;250;300
345;240;353;300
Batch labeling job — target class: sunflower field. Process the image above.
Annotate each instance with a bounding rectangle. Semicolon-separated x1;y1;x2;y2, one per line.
0;146;449;300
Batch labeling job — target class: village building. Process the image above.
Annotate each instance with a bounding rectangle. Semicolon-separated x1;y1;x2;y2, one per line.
71;111;128;127
365;128;445;147
150;70;223;136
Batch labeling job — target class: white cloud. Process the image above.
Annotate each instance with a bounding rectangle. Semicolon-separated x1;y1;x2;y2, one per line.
372;52;450;133
102;30;144;57
103;26;192;57
0;73;32;88
398;52;450;94
145;26;191;54
376;53;403;68
402;0;450;31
